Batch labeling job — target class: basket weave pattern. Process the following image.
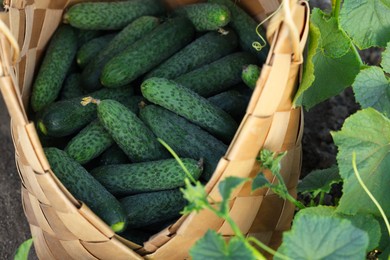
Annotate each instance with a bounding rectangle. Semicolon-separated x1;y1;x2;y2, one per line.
0;0;309;259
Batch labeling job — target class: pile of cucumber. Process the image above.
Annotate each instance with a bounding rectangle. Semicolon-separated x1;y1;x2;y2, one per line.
30;0;268;243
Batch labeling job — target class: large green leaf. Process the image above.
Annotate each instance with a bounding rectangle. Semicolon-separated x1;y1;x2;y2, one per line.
190;230;256;260
297;206;381;251
381;42;390;74
276;210;369;259
352;67;390;117
301;45;361;109
297;165;342;196
340;0;390;49
332;108;390;217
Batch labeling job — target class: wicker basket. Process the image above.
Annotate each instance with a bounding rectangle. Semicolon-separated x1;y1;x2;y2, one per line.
0;0;309;259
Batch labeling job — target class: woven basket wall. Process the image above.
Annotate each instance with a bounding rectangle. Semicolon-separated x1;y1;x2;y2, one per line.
0;0;309;259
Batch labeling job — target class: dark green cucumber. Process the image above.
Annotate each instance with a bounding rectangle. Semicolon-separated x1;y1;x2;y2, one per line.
76;33;115;68
209;0;269;62
139;105;227;181
63;0;165;30
207;87;251;122
120;229;154;245
37;87;134;137
76;29;103;47
96;99;170;162
31;25;78;112
98;144;130;166
120;189;186;228
174;52;257;97
81;16;160;92
91;158;202;195
173;3;231;31
64;120;113;165
60;73;83;100
145;30;238;79
101;17;195;88
141;77;238;142
44;147;127;233
242;64;261;89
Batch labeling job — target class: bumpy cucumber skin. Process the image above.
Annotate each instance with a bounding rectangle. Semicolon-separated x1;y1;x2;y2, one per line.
98;144;130;166
145;30;238;80
82;16;160;92
38;87;134;137
209;0;269;63
101;17;195;88
97;99;169;162
141;77;238;142
174;3;231;31
120;189;186;228
140;105;227;181
175;52;257;97
60;73;83;100
208;88;251;122
64;120;113;165
64;0;165;30
31;25;78;112
91;158;202;195
242;64;261;89
76;33;115;68
44;147;127;232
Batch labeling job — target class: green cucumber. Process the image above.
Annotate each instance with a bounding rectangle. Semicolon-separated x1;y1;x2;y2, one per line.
173;3;231;31
44;147;127;233
207;87;251;122
120;229;154;245
120;189;186;228
101;17;195;88
76;29;103;47
141;77;238;142
64;120;113;165
31;25;78;112
145;30;238;79
76;33;115;68
208;0;269;62
81;16;160;92
96;99;170;162
60;73;83;100
37;87;134;137
63;0;165;30
242;64;261;89
98;144;130;166
174;52;257;97
91;158;202;195
139;104;227;181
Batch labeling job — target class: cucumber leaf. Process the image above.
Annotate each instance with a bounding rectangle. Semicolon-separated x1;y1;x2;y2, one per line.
276;209;369;259
294;206;381;252
297;165;342;196
332;108;390;217
14;238;33;260
381;42;390;74
251;173;270;191
189;230;256;260
352;66;390;117
340;0;390;49
218;176;248;215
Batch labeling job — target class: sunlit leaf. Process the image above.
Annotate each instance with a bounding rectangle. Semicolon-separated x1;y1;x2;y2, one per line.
190;230;227;260
14;238;33;260
381;41;390;74
181;179;209;214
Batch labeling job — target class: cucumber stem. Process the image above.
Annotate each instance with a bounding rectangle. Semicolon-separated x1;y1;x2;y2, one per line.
81;96;100;106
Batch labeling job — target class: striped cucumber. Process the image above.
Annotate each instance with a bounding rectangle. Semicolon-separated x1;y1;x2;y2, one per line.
31;25;78;112
81;16;160;92
95;99;170;162
101;17;195;88
63;0;165;30
145;30;238;79
44;147;127;233
139;104;227;181
91;158;202;195
141;77;238;143
174;52;257;97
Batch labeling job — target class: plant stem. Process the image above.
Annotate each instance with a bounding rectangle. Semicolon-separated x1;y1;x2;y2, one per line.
247;237;291;260
285;192;306;210
352;152;390;237
333;0;341;19
318;191;325;205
